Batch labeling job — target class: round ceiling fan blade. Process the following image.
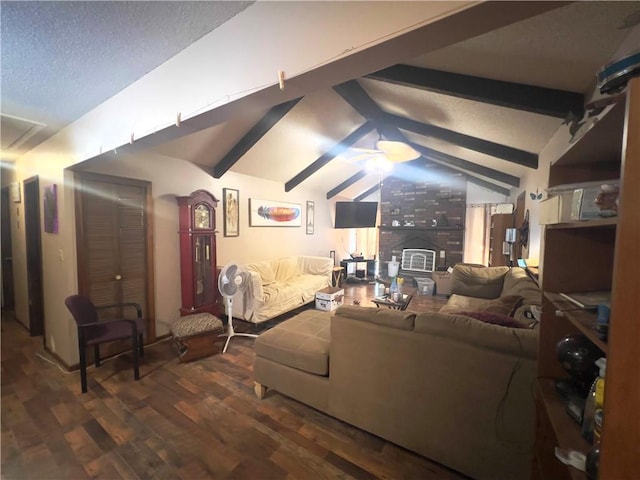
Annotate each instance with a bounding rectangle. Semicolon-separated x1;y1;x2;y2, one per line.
376;140;421;162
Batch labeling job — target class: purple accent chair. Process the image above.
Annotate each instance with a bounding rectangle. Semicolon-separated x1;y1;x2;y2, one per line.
64;295;145;393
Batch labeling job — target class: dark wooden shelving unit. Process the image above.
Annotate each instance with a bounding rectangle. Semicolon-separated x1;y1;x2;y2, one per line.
533;79;639;480
545;293;608;353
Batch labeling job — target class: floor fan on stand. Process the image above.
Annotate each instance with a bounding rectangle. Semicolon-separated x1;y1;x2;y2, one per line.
218;263;257;353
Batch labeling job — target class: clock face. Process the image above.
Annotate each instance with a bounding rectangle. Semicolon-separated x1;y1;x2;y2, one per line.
194;204;211;229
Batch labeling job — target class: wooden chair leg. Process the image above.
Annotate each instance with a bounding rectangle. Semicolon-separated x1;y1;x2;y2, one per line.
94;344;100;367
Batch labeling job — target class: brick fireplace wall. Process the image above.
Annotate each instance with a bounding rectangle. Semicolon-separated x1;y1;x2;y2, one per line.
378;164;466;275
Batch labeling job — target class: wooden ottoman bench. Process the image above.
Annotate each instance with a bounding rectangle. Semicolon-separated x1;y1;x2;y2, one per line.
170;312;224;363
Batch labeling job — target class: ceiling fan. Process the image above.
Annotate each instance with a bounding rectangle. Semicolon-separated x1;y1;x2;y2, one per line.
340;137;421;170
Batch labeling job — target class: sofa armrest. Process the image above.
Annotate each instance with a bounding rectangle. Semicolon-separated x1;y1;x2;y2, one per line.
299;256;333;284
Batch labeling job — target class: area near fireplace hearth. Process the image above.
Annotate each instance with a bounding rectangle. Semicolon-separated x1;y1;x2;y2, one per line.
378;164;465;278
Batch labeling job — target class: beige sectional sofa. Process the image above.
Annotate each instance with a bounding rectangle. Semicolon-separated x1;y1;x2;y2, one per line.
253;265;541;480
232;256;332;323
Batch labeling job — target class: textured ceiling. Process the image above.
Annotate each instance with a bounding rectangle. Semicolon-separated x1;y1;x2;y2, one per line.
0;1;253;154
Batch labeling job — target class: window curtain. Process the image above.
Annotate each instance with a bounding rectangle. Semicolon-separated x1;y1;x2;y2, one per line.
464;204;496;265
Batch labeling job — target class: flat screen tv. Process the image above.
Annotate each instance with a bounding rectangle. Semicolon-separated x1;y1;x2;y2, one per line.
334;201;378;229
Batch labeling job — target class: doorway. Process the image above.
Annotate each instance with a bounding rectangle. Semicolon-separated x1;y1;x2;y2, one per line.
23;176;44;336
1;187;15;311
74;171;156;350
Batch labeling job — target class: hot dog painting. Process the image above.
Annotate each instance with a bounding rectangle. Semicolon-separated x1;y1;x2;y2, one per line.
249;199;303;227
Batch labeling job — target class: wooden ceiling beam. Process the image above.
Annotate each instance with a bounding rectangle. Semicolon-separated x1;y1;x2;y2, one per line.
331;79;515;199
354;184;380;202
384;112;538;168
285;121;375;192
411;143;520;187
366;65;584;118
326;170;368;199
333;81;385;125
334;79;537;169
212;98;301;178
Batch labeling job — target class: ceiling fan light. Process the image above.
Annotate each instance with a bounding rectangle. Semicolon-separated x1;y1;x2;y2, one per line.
376;140;420;162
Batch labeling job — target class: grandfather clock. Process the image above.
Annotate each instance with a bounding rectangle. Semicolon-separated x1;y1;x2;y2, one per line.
176;190;221;316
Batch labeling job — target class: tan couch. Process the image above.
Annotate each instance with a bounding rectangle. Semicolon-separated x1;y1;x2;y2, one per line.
253;266;541;480
441;264;541;324
232;256;332;323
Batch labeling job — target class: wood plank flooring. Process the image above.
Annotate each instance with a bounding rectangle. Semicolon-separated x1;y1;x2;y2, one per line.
1;286;463;480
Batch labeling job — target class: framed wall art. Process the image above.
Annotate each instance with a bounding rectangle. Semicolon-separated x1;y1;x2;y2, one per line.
249;199;302;227
306;201;314;234
223;188;239;237
43;184;58;234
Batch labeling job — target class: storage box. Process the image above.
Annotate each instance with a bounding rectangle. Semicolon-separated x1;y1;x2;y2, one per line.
432;271;452;296
542;180;619;223
315;287;344;311
415;277;435;296
539;192;573;225
571;186;611;220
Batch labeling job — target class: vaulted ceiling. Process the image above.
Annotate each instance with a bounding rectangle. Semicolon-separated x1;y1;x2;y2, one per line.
147;1;638;199
2;1;638;200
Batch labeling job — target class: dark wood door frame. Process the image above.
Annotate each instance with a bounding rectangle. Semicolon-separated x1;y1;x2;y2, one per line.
23;176;45;336
1;187;16;311
74;171;156;343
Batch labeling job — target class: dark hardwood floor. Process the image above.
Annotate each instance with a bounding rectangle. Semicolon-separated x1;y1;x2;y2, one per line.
1;286;462;480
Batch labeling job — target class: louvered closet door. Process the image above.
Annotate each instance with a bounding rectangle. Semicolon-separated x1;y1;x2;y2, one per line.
75;172;155;351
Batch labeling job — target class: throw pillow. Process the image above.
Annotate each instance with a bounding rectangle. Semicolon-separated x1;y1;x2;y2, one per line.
454;310;530;329
482;295;524;317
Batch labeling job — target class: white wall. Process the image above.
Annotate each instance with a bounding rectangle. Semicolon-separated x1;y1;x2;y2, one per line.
466;182;508;205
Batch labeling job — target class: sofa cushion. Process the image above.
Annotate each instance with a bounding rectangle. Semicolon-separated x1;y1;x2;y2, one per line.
414;312;538;359
503;267;541;306
439;294;491;314
254;309;331;376
450;265;509;299
482;295;524;316
276;256;300;281
453;311;531;329
334;305;416;330
246;261;277;286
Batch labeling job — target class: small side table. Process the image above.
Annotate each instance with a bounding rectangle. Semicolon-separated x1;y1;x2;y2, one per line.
331;266;344;287
371;293;413;311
